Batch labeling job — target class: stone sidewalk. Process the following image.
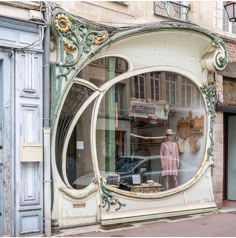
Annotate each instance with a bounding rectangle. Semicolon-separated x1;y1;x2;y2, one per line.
53;207;236;237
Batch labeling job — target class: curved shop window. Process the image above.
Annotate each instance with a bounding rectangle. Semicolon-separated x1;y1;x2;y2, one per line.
66;100;95;189
96;72;207;192
65;56;128;189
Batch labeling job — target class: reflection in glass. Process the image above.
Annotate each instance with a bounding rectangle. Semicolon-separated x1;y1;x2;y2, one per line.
64;57;128;190
96;72;206;192
67;102;95;189
76;57;128;87
67;62;206;192
56;84;93;184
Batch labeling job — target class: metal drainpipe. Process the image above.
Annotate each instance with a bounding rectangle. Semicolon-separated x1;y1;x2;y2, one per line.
43;2;51;237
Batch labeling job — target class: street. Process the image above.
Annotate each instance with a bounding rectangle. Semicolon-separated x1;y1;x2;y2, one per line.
53;208;236;237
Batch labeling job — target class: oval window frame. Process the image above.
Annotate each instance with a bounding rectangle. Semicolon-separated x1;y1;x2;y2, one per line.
91;64;211;198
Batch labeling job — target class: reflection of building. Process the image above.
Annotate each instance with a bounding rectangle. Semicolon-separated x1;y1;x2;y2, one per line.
82;59;204;115
80;60;206;177
0;1;236;236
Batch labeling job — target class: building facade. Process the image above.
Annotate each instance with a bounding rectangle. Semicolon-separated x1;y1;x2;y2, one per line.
49;0;230;230
0;1;235;236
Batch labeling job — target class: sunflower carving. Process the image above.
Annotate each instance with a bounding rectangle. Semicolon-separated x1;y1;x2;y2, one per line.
64;40;76;53
95;31;109;45
55;14;70;33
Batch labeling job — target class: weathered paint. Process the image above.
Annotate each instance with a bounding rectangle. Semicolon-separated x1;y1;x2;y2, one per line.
0;16;44;236
0;50;14;236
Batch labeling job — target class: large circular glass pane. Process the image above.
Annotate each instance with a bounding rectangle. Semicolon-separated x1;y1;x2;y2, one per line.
96;71;206;192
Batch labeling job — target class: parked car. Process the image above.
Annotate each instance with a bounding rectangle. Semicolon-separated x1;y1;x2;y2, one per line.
113;155;162;186
73;155;199;190
111;155;199;190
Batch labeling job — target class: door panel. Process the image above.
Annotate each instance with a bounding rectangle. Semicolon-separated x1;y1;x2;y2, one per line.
0;51;13;236
227;116;236;200
0;57;3;235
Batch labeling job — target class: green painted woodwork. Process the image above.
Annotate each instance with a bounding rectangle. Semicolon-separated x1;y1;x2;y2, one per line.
105;58;116;172
100;178;126;211
200;83;216;160
50;8;228;131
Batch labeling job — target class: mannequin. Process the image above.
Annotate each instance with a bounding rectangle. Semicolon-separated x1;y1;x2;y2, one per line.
160;129;180;190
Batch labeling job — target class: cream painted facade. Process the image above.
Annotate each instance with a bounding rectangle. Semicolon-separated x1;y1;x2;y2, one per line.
48;0;230;232
54;0;235;209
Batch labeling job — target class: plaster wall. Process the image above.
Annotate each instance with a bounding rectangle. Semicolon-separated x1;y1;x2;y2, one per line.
0;2;42;22
58;1;146;26
93;31;211;81
58;1;185;26
189;1;214;31
58;1;219;30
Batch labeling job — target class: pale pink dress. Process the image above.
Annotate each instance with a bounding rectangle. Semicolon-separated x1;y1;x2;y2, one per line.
160;142;179;176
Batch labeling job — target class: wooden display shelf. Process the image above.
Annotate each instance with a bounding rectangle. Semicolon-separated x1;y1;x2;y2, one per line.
128;182;162;193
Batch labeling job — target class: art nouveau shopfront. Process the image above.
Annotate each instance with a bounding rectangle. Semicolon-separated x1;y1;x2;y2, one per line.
50;9;228;228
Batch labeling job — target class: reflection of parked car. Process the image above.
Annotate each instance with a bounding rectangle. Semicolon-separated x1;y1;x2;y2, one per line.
73;155;198;190
114;155;162;186
113;155;199;189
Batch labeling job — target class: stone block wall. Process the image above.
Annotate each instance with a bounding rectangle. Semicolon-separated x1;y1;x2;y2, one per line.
212;112;224;208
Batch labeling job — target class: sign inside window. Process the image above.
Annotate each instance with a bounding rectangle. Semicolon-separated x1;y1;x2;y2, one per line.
129;101;169;120
76;141;84;150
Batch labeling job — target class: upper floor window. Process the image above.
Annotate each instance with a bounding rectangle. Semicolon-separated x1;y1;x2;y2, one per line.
91;58;106;66
181;78;192;107
115;58;128;73
115;83;125;115
150;72;160;101
153;1;190;22
196;91;204;108
134;74;145;99
166;73;176;105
